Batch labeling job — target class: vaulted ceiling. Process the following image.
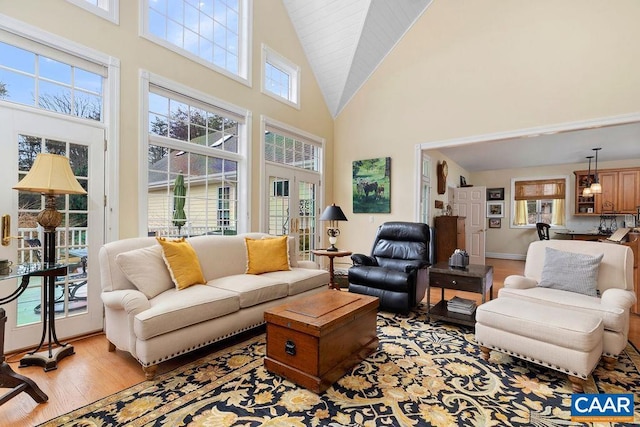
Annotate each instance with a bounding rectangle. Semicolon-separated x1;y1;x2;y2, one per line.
282;1;639;170
283;0;433;118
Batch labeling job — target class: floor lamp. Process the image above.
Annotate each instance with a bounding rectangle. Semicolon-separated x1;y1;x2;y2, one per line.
13;153;86;370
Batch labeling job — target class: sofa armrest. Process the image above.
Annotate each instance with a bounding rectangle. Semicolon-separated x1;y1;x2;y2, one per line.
351;254;377;266
503;275;538;289
601;288;637;310
101;289;151;315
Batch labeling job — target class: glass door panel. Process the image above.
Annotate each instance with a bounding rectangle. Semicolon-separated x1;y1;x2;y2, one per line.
266;165;320;262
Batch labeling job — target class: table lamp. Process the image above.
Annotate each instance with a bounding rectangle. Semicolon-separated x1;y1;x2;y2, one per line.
319;204;347;251
13;153;86;369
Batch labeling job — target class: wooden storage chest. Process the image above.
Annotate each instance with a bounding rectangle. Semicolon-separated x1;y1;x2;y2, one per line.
264;290;379;393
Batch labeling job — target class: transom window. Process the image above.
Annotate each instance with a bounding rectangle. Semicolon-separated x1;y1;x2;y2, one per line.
264;129;320;172
262;45;299;107
0;40;104;121
66;0;119;24
145;0;248;79
148;91;238;154
146;82;245;237
512;177;567;227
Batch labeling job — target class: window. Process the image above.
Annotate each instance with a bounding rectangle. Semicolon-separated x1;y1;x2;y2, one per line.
66;0;119;24
264;128;320;172
144;0;249;81
0;39;105;121
217;186;231;227
263;118;323;260
512;177;568;227
272;180;289;197
145;78;246;237
262;45;299;107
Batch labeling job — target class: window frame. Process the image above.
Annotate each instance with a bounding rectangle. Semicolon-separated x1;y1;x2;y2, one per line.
0;30;108;122
140;71;249;236
66;0;119;24
140;0;252;86
510;175;570;228
261;44;300;108
217;186;231;228
259;115;325;235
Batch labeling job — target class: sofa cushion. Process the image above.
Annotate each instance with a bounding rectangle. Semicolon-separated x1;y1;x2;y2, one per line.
261;268;330;295
245;236;290;275
209;274;289;308
538;247;603;297
157;237;206;290
134;286;240;340
115;245;173;299
498;287;626;333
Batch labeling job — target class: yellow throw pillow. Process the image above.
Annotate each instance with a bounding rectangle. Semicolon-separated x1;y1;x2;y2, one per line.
156;237;206;290
245;236;291;275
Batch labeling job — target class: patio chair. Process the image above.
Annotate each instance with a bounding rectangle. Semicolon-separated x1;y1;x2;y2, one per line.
25;239;87;314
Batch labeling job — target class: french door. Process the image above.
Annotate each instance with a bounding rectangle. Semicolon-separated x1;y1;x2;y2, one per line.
0;106;105;352
265;164;321;261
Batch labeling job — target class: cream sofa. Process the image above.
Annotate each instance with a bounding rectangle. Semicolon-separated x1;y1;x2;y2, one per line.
498;239;636;365
99;233;329;379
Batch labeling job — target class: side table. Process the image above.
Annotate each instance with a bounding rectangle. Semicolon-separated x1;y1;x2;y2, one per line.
0;263;69;405
311;249;352;290
427;262;493;327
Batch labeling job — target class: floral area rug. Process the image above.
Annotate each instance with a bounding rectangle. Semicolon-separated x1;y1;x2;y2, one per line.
41;305;640;426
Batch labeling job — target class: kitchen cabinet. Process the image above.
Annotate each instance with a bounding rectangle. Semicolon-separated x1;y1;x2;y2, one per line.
625;232;639;315
619;170;640;213
574;167;640;215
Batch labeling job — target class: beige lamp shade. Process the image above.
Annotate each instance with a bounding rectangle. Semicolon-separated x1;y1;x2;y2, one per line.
589;182;602;194
13;153;86;195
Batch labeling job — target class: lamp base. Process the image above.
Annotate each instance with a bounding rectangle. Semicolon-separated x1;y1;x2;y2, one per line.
19;344;74;372
326;244;338;252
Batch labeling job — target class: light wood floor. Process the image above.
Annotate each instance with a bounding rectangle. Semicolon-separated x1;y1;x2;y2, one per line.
1;258;638;426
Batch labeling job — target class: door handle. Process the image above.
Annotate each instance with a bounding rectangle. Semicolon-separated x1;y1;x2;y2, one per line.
2;214;23;246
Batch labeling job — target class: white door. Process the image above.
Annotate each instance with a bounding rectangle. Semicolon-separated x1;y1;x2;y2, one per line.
454;186;487;265
418;154;431;223
0;106;105;352
265;164;321;261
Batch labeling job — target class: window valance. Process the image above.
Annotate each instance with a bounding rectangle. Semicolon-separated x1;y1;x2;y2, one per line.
514;179;565;201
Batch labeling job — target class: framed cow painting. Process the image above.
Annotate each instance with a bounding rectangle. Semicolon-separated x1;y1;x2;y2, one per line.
353;157;391;213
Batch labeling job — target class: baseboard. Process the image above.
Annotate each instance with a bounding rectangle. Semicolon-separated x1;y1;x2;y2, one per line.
486;252;526;261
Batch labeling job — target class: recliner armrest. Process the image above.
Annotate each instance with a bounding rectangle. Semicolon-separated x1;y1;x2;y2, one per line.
404;261;429;273
351;253;377;266
503;275;537;289
601;288;637;310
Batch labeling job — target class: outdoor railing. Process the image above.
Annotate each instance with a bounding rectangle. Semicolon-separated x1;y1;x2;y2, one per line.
17;227;88;264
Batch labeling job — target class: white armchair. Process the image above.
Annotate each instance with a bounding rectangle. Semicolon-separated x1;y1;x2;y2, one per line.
499;239;636;368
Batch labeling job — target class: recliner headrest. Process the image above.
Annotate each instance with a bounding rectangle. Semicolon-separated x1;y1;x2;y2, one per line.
376;222;430;242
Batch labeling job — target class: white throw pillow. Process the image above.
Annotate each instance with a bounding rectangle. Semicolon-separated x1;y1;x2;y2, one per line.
115;245;174;299
537;247;603;297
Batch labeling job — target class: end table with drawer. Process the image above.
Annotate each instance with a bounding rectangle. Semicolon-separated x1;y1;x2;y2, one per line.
427;262;493;327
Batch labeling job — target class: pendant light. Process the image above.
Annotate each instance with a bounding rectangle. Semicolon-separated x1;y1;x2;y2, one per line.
590;148;602;194
582;156;593;197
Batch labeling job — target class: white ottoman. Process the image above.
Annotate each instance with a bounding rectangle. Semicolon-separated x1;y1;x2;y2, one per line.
475;297;604;393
